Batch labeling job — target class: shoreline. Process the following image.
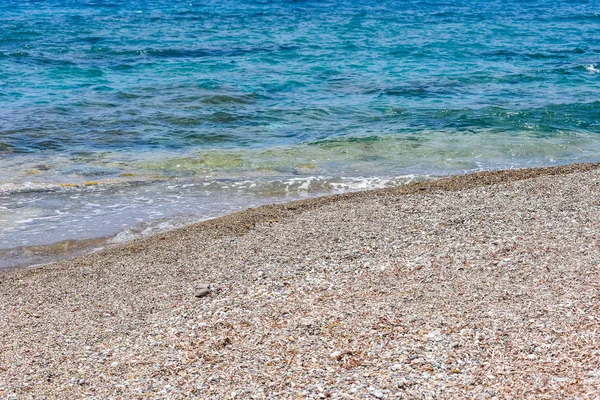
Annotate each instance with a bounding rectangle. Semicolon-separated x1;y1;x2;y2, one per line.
0;173;418;271
0;162;591;273
2;161;600;398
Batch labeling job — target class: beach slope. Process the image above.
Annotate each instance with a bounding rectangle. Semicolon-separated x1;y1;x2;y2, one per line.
2;163;600;398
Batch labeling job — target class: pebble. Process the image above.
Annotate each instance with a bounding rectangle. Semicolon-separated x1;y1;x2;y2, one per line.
410;357;426;366
194;283;212;298
370;389;385;399
426;330;443;341
329;350;342;360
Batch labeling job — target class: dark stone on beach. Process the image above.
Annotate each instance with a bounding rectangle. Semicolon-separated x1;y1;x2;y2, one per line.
194;284;212;298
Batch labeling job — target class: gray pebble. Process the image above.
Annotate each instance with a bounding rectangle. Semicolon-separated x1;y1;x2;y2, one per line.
194;284;212;298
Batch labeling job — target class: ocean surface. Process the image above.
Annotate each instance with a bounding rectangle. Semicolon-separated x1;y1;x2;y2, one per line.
1;0;599;268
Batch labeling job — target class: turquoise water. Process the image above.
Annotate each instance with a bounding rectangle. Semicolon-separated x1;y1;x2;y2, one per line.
1;0;599;266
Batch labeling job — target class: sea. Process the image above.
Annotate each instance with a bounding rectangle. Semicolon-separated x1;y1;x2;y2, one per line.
1;0;599;268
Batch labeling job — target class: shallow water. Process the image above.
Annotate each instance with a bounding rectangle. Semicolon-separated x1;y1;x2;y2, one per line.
1;0;599;268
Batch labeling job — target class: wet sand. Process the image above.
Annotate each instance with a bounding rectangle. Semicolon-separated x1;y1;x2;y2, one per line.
1;163;600;399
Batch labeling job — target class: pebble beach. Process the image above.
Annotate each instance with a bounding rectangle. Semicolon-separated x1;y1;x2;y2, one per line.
1;163;600;399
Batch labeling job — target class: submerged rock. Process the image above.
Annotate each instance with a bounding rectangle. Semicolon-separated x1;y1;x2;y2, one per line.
292;164;319;175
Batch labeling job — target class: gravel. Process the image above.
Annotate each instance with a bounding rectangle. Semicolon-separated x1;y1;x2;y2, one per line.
1;163;600;399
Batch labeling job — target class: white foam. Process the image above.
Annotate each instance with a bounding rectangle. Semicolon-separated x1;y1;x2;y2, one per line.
328;175;417;191
0;182;56;193
585;64;599;74
15;218;35;224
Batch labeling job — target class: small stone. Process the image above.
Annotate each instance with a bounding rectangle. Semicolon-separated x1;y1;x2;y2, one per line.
194;288;211;298
426;330;443;341
330;350;343;360
410;357;426;366
397;378;408;388
194;284;212;298
391;364;402;371
370;389;385;399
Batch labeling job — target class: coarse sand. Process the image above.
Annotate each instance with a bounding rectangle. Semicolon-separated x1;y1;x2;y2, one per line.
1;163;600;399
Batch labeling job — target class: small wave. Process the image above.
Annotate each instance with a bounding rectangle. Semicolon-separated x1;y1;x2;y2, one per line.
201;94;257;105
482;50;573;60
183;132;238;143
553;14;600;22
107;44;300;60
83;2;120;7
109;219;178;244
328;175;417;191
585;64;600;74
0;182;58;193
309;135;384;147
0;177;164;195
115;91;147;99
227;175;419;196
207;111;251;124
